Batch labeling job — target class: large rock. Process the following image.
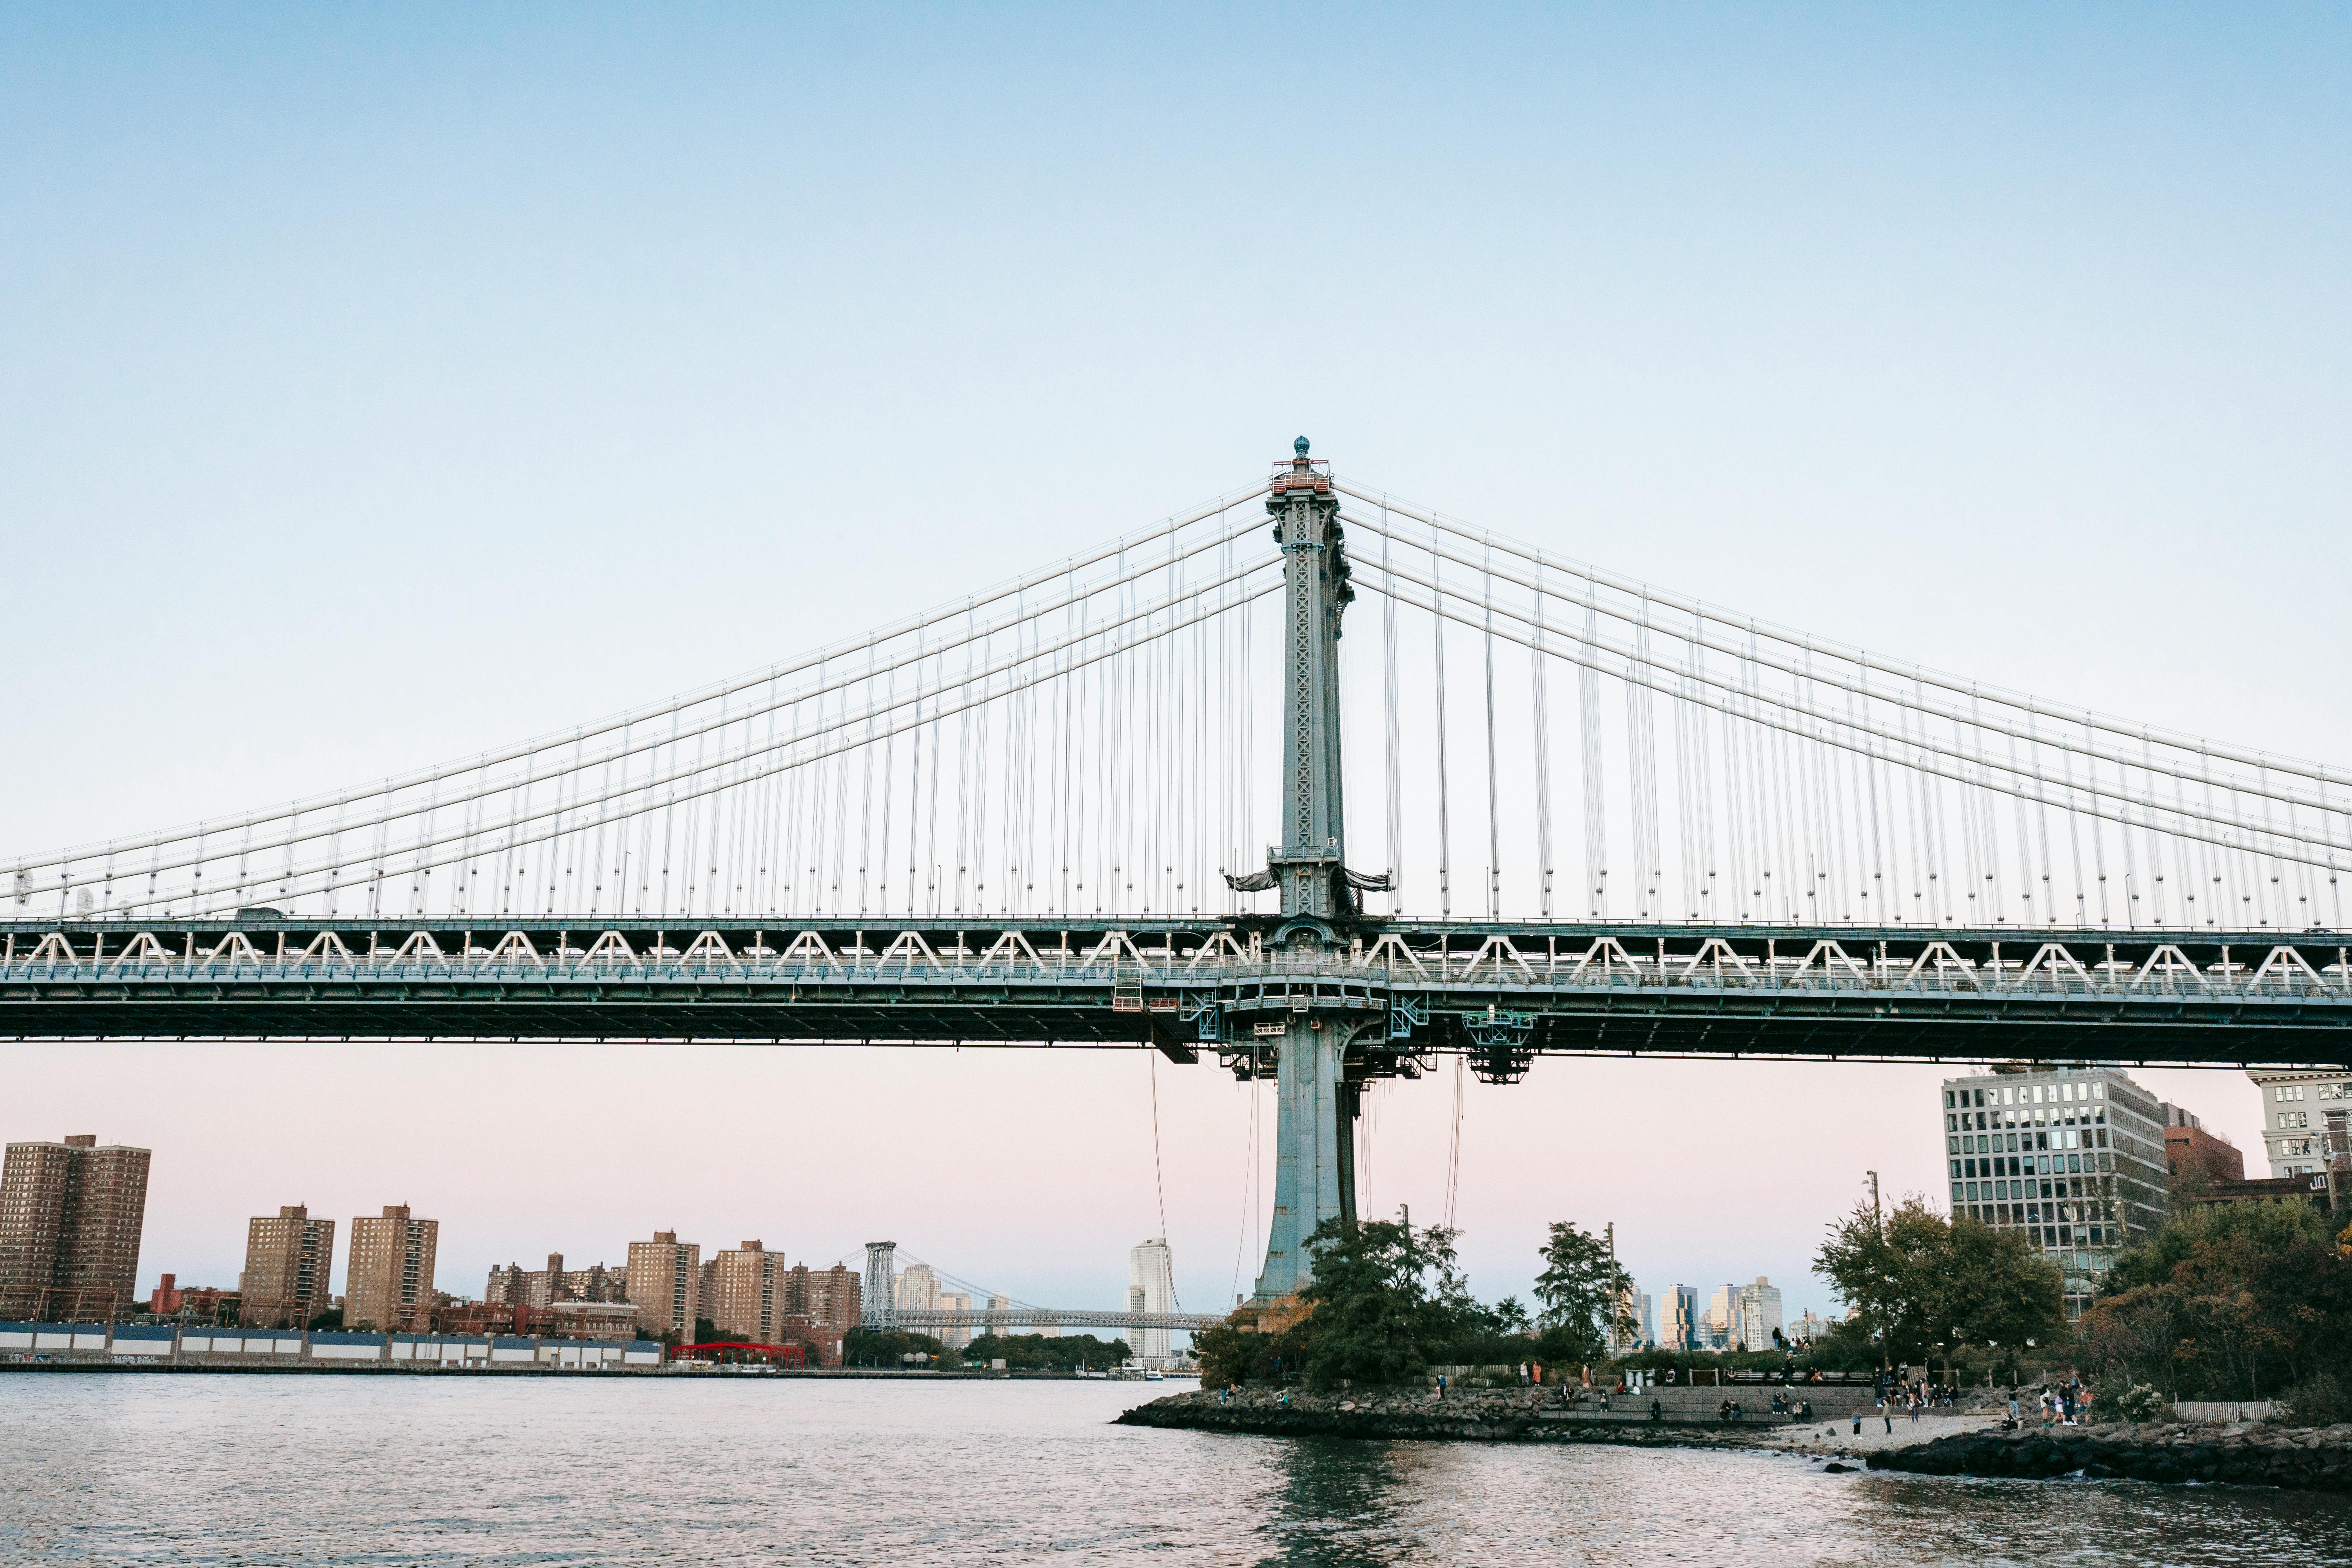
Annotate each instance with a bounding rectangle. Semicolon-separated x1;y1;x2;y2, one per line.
1866;1421;2352;1492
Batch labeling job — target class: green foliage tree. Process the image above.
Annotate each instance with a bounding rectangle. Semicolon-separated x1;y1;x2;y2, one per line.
840;1327;948;1366
958;1332;1132;1371
1530;1221;1634;1365
1194;1317;1309;1390
1292;1213;1466;1390
2082;1200;2352;1403
1813;1195;2063;1374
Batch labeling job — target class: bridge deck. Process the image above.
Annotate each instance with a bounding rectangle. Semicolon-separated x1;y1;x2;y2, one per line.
5;916;2348;1066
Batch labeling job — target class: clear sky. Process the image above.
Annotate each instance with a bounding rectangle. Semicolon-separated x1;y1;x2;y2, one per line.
4;4;2348;1324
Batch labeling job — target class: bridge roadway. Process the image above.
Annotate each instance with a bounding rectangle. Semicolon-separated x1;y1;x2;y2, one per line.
882;1307;1225;1334
5;913;2349;1068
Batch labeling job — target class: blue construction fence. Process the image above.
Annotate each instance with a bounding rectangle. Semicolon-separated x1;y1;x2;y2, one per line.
0;1322;663;1367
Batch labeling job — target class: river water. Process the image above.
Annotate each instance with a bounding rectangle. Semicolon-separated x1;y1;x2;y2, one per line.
2;1376;2345;1565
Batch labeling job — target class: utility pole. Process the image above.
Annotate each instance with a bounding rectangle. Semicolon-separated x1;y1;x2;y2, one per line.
1866;1171;1887;1376
1605;1222;1620;1351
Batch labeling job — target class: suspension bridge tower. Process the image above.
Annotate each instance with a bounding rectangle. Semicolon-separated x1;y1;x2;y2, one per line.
1245;437;1377;1303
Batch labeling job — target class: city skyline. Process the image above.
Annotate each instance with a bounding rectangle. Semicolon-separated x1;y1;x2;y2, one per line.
1;1051;2265;1332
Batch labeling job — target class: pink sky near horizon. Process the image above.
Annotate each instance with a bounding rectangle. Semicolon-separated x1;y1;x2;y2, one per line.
5;1040;2270;1329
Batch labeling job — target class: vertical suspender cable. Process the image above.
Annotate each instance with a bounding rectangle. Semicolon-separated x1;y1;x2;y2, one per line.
1383;517;1403;915
1532;560;1554;918
1432;527;1453;917
1579;588;1605;917
1482;547;1501;918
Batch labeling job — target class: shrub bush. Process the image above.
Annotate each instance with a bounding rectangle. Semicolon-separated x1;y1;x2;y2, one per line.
2101;1381;2168;1422
2276;1372;2351;1427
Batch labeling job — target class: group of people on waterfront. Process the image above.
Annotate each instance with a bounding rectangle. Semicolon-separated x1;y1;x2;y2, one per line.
2004;1378;2090;1430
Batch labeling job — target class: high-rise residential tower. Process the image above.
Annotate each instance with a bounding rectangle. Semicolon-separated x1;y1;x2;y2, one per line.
345;1205;437;1332
239;1205;336;1327
628;1230;701;1339
1940;1064;2170;1318
707;1241;790;1344
1128;1239;1176;1364
785;1262;861;1336
0;1133;151;1319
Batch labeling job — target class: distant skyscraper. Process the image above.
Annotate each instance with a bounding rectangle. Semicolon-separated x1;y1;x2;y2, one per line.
936;1290;975;1348
345;1205;437;1332
239;1205;336;1328
0;1133;151;1319
1128;1239;1176;1363
895;1261;942;1341
1732;1277;1783;1349
708;1241;790;1344
1668;1284;1700;1350
1609;1287;1656;1351
629;1231;701;1339
1707;1283;1737;1349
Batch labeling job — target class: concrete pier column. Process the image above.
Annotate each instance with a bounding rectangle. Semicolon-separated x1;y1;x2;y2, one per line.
1252;1018;1356;1303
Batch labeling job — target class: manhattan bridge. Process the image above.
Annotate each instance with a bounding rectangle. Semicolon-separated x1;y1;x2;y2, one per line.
7;441;2351;1317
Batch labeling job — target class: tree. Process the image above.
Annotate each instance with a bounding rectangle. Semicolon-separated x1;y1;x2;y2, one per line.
1531;1221;1634;1364
959;1332;1132;1372
1292;1213;1465;1390
840;1327;947;1366
1814;1196;2062;1376
1195;1317;1308;1390
2083;1200;2352;1402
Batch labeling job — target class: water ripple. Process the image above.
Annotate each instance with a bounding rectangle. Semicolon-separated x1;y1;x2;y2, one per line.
0;1377;2345;1566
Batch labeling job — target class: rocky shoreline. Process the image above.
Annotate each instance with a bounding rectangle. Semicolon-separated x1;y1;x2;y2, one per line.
1118;1386;1887;1453
1120;1388;2352;1491
1868;1419;2352;1492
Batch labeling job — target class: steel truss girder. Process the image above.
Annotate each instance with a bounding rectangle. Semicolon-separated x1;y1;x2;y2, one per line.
4;916;2352;1066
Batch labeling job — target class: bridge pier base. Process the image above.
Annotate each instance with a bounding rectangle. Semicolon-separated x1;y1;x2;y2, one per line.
1251;1017;1357;1305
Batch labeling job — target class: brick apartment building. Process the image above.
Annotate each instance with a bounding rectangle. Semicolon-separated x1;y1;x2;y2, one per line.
706;1240;790;1343
627;1231;700;1339
0;1133;152;1321
486;1253;627;1308
345;1205;437;1332
239;1205;337;1328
